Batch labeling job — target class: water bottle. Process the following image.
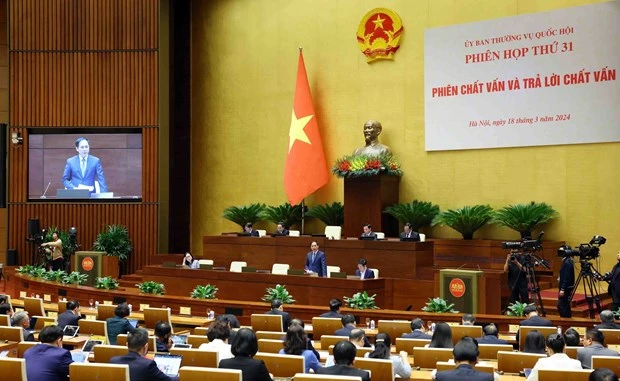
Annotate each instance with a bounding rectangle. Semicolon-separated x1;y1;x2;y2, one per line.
557;326;562;335
370;320;375;330
128;304;133;314
430;322;436;333
209;310;215;319
94;301;100;310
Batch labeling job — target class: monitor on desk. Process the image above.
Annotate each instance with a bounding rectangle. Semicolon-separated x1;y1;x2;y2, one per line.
330;271;347;279
400;237;420;242
359;236;376;241
287;269;305;275
241;266;256;273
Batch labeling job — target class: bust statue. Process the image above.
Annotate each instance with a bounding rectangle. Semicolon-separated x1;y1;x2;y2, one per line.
352;120;392;156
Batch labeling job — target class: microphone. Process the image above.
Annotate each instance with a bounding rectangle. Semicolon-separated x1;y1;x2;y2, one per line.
457;263;468;269
40;182;51;199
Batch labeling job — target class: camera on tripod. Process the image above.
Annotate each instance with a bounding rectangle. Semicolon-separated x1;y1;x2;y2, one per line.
26;228;47;245
502;232;544;252
557;235;606;260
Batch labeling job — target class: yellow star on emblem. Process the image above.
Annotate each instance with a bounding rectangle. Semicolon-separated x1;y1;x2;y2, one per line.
372;14;385;30
288;109;313;152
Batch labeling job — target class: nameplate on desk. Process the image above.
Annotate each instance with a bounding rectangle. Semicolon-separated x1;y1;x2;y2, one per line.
573;326;586;336
140;304;150;311
19;291;27;298
85;315;96;321
509;324;519;333
43;294;52;302
103;300;113;305
48;312;57;319
179;307;191;315
91;335;107;344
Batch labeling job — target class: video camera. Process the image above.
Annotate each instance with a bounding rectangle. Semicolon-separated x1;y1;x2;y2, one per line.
557;235;606;261
502;232;544;251
26;228;47;245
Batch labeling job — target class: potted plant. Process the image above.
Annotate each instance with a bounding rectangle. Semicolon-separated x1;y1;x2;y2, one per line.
260;203;303;230
191;284;219;299
18;265;47;278
506;301;532;316
95;276;119;290
261;284;295;304
432;205;494;240
332;154;402;178
93;224;133;276
222;203;267;229
43;269;67;282
62;271;88;285
343;291;379;310
306;202;344;227
136;281;165;295
493;202;558;238
421;297;458;313
384;200;440;232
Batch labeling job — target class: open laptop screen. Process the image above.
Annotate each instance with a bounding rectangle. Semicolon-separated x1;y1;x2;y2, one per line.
171;334;187;345
63;325;79;339
154;354;182;377
128;319;139;328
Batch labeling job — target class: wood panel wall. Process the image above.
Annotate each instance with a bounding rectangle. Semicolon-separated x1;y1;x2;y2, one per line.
8;0;159;273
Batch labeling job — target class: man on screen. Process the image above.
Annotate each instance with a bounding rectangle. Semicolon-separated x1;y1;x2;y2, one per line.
62;137;107;193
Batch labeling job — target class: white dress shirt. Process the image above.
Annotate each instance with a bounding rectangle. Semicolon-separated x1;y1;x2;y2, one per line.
199;339;233;364
526;353;582;381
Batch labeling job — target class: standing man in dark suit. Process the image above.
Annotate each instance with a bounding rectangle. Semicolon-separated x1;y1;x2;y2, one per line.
62;137;107;193
400;222;420;240
57;300;81;329
305;241;327;277
24;325;73;381
317;341;370;381
402;318;432;339
435;337;493;381
265;299;291;332
557;254;575;317
504;252;530;305
355;259;375;279
608;250;620;312
320;298;343;318
243;222;260;236
360;224;377;239
110;328;178;381
476;324;508;345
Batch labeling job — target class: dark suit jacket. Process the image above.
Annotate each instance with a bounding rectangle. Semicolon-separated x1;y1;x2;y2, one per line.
402;329;432;340
435;364;494;381
219;356;273;381
577;343;620;369
319;311;343;318
360;232;377;239
110;351;178;381
595;322;620;330
305;250;327;277
273;229;289;236
62;154;107;192
24;343;73;381
335;325;371;347
317;364;370;381
400;231;420;240
265;309;291;331
355;268;375;279
476;335;508;345
106;316;137;345
519;315;554;327
21;327;35;341
57;310;80;329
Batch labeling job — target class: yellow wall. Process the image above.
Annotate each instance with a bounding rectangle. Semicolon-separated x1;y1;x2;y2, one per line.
190;0;619;269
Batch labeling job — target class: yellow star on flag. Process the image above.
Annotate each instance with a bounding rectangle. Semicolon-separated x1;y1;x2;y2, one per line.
288;109;313;152
372;14;385;30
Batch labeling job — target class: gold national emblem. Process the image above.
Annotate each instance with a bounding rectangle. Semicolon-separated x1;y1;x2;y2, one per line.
356;8;404;62
82;257;94;272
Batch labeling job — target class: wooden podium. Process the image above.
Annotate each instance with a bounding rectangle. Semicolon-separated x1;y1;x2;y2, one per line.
74;251;119;286
439;269;483;314
343;175;400;238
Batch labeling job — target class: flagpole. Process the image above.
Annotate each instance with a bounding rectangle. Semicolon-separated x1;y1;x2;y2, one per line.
301;199;305;235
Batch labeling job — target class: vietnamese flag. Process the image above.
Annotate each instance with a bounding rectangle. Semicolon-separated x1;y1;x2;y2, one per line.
284;51;329;205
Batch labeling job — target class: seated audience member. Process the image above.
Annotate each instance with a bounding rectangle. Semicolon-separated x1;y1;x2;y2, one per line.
12;311;34;341
0;295;14;316
318;340;370;381
434;337;493;381
106;303;138;345
216;314;240;342
274;222;289;236
154;321;173;353
265;299;291;331
182;252;199;268
199;321;233;363
57;300;81;329
336;314;371;347
520;304;553;327
462;313;476;326
25;325;73;381
279;324;321;373
595;310;620;330
320;298;343;318
590;368;619;381
243;222;260;236
219;328;273;381
403;317;432;339
526;333;582;381
325;328;368;367
477;324;508;345
577;329;620;369
355;259;375;279
287;319;320;361
429;322;454;349
110;328;178;381
367;332;411;379
360;224;377;239
523;330;547;354
400;222;420;240
563;328;581;347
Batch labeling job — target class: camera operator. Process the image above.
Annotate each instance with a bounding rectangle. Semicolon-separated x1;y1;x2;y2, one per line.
41;231;64;271
607;250;620;312
504;252;529;304
557;254;575;317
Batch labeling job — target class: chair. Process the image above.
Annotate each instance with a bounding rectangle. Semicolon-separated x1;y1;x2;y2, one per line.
117;334;157;352
70;362;130;381
450;325;483;344
93;344;129;363
193;327;209;335
251;313;283;332
0;315;9;326
321;335;349;350
537;369;593;381
496;351;546;373
171;348;219;368
324;226;342;240
271;263;290;275
518;326;557;350
326;266;341;278
293;374;362;381
565;346;579;359
436;361;494;374
592;355;620;375
413;347;454;368
17;341;38;357
187;334;210;348
375;232;385;240
370;268;379;278
229;261;247;273
178;366;242;381
23;297;45;317
97;304;117;321
256;331;286;340
79;319;108;339
419;233;426;242
32;315;56;330
257;230;267;237
599;329;620;345
477;344;514;360
143;307;172;332
354;358;393;381
0;326;24;342
0;357;27;381
289;230;300;237
312;317;342;341
258;338;285;353
327;345;372;357
395;338;431;355
254;352;305;377
198;259;214;266
377;320;410;339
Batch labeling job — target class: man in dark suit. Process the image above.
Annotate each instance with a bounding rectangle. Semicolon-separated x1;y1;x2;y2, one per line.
402;318;432;339
360;224;377;239
595;310;620;330
519;305;553;327
400;222;420;240
24;325;73;381
335;314;371;347
320;298;343;318
265;299;291;331
273;222;289;236
476;324;508;345
110;328;178;381
62;137;107;193
435;337;493;381
557;255;575;317
355;258;375;279
305;241;327;277
607;250;620;312
317;341;370;381
57;300;81;329
12;311;34;341
577;329;619;369
243;222;260;236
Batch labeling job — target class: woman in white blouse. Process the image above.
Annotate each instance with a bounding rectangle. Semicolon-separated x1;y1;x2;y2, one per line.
366;332;411;378
199;321;234;363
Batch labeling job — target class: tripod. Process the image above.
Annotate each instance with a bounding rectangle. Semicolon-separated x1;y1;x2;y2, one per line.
509;250;548;316
569;259;603;318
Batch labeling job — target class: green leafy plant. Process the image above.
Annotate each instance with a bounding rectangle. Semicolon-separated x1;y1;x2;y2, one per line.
136;281;165;295
223;204;267;229
343;291;379;310
261;284;295;304
384;200;440;231
306;202;344;227
332;154;402;178
493;202;558;238
62;271;88;285
43;269;67;282
93;224;133;262
506;301;532;316
613;308;620;319
422;297;458;313
260;203;303;229
16;265;36;275
95;276;119;290
191;284;219;299
432;205;494;240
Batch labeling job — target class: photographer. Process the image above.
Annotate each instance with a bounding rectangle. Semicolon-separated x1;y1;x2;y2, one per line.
608;251;620;312
557;255;575;317
504;253;529;304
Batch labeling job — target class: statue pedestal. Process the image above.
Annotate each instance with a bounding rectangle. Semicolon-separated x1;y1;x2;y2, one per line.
343;175;400;238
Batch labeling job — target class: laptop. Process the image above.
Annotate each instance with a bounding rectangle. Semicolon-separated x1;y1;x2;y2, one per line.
82;339;104;352
128;319;139;328
154;354;183;377
62;325;79;340
171;343;192;349
71;351;89;363
171;334;187;345
199;264;213;270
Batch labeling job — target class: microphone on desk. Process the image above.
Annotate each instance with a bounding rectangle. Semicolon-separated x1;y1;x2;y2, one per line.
40;182;51;199
456;263;468;269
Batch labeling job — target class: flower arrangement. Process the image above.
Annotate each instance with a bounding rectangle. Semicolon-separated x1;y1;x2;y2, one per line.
332;154;402;178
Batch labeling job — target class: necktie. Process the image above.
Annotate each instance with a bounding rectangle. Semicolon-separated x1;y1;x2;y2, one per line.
312;252;316;262
81;158;86;177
